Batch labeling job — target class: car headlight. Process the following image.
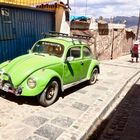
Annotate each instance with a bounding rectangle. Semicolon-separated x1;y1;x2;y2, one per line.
0;69;4;74
27;78;36;88
0;69;4;78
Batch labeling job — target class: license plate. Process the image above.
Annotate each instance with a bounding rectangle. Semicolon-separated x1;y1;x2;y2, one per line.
2;84;9;92
0;80;2;86
0;80;2;89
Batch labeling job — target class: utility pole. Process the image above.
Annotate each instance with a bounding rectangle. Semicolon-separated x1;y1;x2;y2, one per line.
136;10;140;40
67;0;69;7
111;28;114;59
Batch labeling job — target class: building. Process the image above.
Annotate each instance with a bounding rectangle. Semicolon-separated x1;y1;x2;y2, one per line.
36;1;70;34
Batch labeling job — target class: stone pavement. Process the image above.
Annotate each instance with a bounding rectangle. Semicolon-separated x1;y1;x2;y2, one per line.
0;55;140;140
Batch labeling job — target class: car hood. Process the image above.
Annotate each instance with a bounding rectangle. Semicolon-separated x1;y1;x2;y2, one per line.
3;54;62;86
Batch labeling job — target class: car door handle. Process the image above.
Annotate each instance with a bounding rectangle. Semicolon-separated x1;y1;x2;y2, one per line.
80;61;84;65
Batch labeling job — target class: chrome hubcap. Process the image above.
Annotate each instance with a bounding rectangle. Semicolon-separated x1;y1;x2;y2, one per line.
48;88;55;99
91;69;98;83
46;82;58;100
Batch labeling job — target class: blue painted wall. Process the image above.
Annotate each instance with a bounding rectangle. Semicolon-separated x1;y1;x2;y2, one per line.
0;4;55;62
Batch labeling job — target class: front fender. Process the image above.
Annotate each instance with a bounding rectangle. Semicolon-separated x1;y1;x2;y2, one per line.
20;69;62;96
87;59;100;79
0;60;10;69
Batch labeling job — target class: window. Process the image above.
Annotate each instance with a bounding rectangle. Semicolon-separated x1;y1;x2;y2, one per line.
65;10;70;22
67;47;81;58
0;8;16;40
83;47;92;57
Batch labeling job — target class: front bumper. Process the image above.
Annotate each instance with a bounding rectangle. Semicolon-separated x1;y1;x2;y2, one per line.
0;71;22;96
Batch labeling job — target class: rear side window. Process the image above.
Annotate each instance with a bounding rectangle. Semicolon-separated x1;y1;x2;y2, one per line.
83;47;92;57
67;47;81;58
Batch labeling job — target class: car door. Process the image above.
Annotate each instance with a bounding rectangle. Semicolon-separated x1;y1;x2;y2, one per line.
80;46;92;79
63;46;83;85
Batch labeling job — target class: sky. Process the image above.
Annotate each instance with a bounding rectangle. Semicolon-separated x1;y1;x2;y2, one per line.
62;0;140;18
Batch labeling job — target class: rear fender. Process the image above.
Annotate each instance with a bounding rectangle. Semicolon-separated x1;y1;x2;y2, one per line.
87;60;100;79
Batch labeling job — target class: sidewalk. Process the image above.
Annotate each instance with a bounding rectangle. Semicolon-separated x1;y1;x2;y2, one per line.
0;55;140;140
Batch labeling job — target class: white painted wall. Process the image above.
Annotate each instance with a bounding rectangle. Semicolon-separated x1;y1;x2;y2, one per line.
89;17;98;30
55;6;70;35
60;11;70;34
108;23;126;29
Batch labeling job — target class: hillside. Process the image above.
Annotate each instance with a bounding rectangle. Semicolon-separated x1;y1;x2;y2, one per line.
105;16;139;28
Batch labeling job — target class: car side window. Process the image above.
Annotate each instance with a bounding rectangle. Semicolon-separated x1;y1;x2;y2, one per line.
67;47;81;58
83;47;92;57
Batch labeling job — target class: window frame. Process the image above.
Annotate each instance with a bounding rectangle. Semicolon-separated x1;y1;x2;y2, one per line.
83;46;92;58
66;46;82;60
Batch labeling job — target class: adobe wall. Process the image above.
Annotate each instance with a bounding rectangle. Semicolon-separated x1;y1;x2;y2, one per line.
71;29;134;60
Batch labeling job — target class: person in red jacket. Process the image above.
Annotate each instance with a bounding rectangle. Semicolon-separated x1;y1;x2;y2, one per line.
131;41;139;62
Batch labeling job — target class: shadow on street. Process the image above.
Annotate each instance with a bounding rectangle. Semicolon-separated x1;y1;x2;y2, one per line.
61;81;88;98
0;90;39;106
0;81;88;106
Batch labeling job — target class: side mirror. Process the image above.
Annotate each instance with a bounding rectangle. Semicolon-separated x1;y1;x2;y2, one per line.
28;49;32;54
66;56;74;62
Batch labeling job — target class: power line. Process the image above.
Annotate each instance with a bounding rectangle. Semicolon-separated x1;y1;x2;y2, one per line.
74;0;76;15
136;10;140;40
85;0;88;16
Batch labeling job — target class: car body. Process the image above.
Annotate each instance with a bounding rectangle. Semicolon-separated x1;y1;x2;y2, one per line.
0;36;100;106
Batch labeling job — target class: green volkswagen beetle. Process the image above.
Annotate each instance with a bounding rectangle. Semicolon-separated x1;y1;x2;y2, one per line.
0;35;100;106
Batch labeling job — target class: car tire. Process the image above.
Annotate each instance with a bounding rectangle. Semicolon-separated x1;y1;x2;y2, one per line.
38;80;59;107
88;68;98;85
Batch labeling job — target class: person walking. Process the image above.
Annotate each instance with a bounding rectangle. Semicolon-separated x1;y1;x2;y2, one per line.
131;40;139;63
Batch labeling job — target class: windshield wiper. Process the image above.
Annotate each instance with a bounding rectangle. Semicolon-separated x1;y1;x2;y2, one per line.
34;53;45;57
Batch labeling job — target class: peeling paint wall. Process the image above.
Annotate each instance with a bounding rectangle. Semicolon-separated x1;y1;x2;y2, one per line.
71;28;134;60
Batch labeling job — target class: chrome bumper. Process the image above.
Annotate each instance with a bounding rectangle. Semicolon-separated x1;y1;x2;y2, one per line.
0;71;22;95
0;79;15;93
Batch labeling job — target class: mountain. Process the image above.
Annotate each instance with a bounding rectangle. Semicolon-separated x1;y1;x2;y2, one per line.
105;16;139;28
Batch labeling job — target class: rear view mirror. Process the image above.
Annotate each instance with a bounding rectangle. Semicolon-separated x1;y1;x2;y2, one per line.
28;49;32;54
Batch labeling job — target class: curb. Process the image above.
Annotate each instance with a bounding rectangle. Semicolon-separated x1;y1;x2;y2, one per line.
82;70;140;140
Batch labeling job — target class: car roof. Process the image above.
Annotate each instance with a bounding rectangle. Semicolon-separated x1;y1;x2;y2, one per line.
39;37;87;49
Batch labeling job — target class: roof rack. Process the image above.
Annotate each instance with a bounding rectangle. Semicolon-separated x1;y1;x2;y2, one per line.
42;31;91;40
72;34;91;40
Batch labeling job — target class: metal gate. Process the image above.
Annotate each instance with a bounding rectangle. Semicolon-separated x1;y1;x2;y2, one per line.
0;3;55;62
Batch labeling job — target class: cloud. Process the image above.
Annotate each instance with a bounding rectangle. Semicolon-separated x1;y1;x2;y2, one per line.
62;0;140;18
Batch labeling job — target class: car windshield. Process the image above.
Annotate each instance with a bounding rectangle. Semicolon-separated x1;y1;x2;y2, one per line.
32;41;64;57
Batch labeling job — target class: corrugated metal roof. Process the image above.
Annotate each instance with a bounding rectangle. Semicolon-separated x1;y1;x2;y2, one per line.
0;0;55;6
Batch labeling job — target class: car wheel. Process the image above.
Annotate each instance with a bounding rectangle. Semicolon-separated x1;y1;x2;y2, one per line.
38;80;59;107
88;68;98;85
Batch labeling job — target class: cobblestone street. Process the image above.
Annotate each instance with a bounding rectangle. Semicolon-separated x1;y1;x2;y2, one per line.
0;55;140;140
